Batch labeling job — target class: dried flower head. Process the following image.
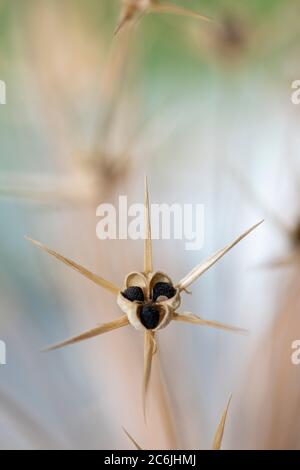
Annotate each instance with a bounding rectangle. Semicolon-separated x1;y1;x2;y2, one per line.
26;178;262;417
115;0;211;35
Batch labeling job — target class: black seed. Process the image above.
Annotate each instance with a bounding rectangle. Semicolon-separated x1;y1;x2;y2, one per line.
140;305;160;330
152;282;176;302
122;286;144;302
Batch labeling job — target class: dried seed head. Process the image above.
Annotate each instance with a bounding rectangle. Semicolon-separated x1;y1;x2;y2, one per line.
28;178;261;421
117;271;181;331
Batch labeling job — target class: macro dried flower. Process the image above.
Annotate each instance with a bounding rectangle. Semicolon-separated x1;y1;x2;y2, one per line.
26;178;262;416
115;0;211;34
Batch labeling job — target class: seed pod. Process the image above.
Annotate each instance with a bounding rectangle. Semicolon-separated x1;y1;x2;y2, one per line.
117;271;181;331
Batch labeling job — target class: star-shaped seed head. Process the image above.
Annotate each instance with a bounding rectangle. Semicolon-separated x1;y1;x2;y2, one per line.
26;176;262;418
118;271;181;331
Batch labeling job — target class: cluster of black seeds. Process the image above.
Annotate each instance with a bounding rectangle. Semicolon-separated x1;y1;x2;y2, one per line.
122;286;144;302
152;282;176;302
122;281;176;330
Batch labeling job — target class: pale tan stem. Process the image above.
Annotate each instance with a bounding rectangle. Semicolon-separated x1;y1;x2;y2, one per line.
177;221;264;291
155;353;178;449
123;427;143;450
26;237;120;295
144;176;153;274
115;4;146;35
150;2;212;22
212;395;232;450
143;330;156;421
44;315;129;351
173;313;248;335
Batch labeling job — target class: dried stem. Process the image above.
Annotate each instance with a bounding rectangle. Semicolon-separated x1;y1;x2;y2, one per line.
150;2;211;23
44;315;129;351
143;330;156;421
144;175;153;274
212;395;232;450
177;220;264;291
174;313;248;335
26;237;120;295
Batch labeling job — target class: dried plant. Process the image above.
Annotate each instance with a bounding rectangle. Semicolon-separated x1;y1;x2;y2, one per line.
186;3;300;68
212;395;232;450
26;177;262;418
231;166;300;268
124;395;232;450
188;12;248;65
115;0;211;34
123;427;143;450
0;3;136;205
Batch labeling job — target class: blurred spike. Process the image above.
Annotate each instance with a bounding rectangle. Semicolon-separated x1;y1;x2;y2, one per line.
230;166;292;237
115;3;144;35
258;252;300;269
122;427;143;450
150;2;212;23
212;395;232;450
115;1;211;35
